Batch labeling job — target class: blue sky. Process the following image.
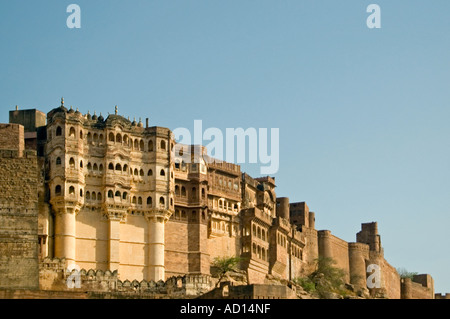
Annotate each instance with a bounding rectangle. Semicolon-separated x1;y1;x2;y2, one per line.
1;1;449;293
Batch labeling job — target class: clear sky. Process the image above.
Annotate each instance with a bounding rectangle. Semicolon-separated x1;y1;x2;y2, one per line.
1;1;449;293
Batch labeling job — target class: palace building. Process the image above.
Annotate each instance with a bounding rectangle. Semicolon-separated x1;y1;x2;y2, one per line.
0;100;436;299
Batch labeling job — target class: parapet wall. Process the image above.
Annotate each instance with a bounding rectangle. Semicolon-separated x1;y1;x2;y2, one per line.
39;257;212;297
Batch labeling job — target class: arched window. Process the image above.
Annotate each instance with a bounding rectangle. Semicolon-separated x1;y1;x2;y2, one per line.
87;162;92;170
99;134;103;142
159;197;165;206
161;140;166;150
56;157;61;165
147;196;152;206
123;135;128;145
147;169;153;176
140;169;144;176
132;196;137;204
80;160;83;168
123;164;128;172
92;192;96;200
55;185;62;195
108;163;114;170
56;126;62;136
69;158;75;169
109;133;115;142
69;186;75;195
86;191;90;200
202;211;205;220
122;192;127;200
181;186;186;196
99;164;103;172
115;163;122;171
148;140;154;151
69;127;76;137
140;140;144;151
160;169;165;176
92;133;97;142
202;188;205;198
134;139;138;149
116;134;122;143
175;185;180;195
80;189;83;197
97;192;102;201
191;187;196;199
134;168;138;176
108;190;113;198
181;211;186;219
79;130;83;139
138;197;142;205
115;191;121;197
93;163;98;171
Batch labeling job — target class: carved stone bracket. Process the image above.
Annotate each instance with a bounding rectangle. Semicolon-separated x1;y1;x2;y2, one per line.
102;204;128;223
144;208;173;223
50;199;82;217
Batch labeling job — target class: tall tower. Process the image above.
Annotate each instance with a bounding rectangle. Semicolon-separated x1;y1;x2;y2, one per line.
46;100;84;268
45;100;175;281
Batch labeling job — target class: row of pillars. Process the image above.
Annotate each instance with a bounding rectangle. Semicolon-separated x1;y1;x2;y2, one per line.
53;207;168;281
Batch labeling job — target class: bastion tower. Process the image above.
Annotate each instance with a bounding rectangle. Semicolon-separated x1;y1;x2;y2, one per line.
45;99;175;281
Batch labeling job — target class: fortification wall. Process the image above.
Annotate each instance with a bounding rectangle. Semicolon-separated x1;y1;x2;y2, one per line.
303;228;318;271
378;258;401;299
0;126;39;290
318;231;350;282
401;277;434;299
165;220;189;276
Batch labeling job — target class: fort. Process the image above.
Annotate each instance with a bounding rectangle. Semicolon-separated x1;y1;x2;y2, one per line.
0;100;442;299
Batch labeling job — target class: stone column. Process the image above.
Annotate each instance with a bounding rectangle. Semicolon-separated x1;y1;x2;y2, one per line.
145;209;172;281
107;214;121;272
54;207;77;267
